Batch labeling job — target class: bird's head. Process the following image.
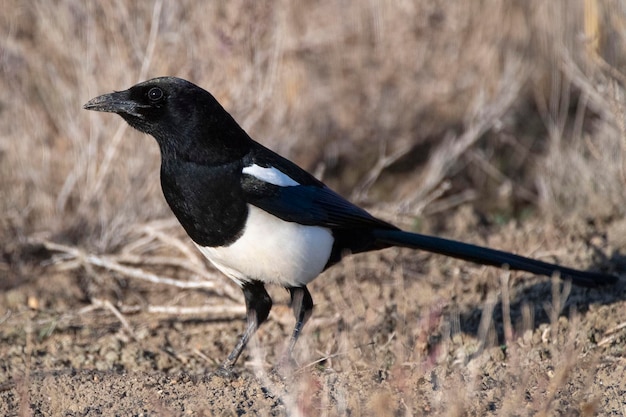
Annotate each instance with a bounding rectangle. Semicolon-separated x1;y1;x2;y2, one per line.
84;77;251;162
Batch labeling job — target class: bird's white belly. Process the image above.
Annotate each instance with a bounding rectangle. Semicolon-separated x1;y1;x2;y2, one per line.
195;205;334;287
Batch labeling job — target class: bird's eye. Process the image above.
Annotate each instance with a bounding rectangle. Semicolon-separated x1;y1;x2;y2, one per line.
147;87;164;102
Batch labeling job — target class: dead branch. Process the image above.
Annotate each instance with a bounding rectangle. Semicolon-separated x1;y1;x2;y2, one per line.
132;220;206;267
118;303;245;318
351;141;415;203
90;298;137;340
40;240;241;301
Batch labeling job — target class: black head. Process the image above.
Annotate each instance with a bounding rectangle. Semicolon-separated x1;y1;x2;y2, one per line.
84;77;252;163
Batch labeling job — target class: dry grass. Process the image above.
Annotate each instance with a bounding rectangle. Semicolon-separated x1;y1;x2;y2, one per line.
1;0;626;416
2;0;624;248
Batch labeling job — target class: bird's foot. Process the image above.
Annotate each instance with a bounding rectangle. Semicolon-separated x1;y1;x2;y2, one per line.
215;366;232;378
213;359;239;378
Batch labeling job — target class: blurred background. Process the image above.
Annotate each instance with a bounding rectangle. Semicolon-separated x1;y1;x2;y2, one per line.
1;0;625;277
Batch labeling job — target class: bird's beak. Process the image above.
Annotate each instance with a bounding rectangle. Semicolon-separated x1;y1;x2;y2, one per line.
83;90;143;118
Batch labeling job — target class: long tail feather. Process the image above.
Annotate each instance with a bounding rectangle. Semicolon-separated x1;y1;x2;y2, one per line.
372;229;617;287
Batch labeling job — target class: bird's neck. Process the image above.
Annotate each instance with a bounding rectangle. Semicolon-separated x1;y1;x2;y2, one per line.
156;123;252;166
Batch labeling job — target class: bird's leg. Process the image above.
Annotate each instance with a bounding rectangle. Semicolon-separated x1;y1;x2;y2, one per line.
219;280;272;374
281;286;314;365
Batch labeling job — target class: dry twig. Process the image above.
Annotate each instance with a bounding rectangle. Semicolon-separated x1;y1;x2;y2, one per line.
81;0;164;212
351;141;415;203
40;240;240;301
401;57;527;214
118;303;245;318
597;321;626;347
90;298;137;340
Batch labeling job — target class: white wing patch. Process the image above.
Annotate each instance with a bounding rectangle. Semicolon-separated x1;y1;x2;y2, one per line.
242;164;299;187
195;205;333;288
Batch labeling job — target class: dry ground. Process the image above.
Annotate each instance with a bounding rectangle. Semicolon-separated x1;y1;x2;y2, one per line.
2;1;626;416
2;213;626;416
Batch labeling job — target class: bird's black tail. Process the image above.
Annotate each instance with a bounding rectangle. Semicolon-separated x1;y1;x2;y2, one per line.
371;229;617;287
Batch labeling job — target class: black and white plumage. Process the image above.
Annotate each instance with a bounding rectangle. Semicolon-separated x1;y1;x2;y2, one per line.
84;77;617;372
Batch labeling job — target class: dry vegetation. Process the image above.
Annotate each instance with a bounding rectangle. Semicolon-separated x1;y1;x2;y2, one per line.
1;0;626;416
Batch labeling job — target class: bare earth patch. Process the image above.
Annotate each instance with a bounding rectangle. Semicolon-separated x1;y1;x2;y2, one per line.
2;211;624;416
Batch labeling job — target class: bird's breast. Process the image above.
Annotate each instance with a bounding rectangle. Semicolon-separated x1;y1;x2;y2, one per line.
160;161;248;247
195;205;334;287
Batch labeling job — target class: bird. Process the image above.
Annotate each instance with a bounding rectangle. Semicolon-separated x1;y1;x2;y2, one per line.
84;76;617;372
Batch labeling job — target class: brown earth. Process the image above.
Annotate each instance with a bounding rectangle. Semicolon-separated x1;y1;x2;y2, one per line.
2;210;625;416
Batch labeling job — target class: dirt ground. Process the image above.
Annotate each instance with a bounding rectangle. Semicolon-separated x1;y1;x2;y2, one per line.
1;209;625;416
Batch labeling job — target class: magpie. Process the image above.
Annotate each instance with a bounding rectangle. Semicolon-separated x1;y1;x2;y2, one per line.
84;77;617;371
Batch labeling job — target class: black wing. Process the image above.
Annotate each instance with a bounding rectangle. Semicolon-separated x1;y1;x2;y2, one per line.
241;144;396;229
241;174;396;230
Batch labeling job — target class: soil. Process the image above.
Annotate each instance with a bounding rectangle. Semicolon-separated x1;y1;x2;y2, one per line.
1;210;625;416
